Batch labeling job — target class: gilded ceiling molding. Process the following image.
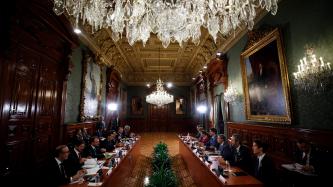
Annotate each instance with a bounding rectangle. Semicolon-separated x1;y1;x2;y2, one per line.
185;31;211;71
106;29;135;71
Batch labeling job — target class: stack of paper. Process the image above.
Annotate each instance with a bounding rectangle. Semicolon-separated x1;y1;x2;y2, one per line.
86;166;100;176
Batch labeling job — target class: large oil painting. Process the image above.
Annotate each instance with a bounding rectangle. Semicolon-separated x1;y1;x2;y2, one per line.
176;98;185;115
131;96;144;115
240;28;291;123
80;52;103;121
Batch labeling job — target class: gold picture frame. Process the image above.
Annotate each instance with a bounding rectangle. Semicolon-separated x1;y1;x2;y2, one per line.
240;28;291;124
80;52;103;121
175;97;186;115
131;96;144;116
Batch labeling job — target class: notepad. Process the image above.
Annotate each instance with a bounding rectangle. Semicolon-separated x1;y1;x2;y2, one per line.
88;182;103;186
86;166;100;176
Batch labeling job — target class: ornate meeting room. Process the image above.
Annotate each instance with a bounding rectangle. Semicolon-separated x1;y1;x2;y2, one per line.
1;0;333;187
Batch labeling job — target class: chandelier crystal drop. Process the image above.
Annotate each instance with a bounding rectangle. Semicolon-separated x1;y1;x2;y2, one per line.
146;78;174;107
53;0;278;48
293;47;332;92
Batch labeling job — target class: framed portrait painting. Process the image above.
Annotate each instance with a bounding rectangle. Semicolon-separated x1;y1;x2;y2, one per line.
131;96;144;115
80;52;103;121
175;98;185;115
240;28;291;123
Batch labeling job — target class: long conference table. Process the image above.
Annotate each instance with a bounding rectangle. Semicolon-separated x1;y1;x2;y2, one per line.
61;135;262;187
179;136;262;187
61;138;141;187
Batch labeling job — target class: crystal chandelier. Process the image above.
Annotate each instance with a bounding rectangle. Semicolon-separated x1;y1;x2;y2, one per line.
53;0;278;48
224;83;239;103
146;47;173;106
293;47;332;92
146;78;174;107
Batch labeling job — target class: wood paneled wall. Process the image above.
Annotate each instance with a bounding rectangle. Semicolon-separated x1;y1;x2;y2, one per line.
227;122;333;167
0;0;77;178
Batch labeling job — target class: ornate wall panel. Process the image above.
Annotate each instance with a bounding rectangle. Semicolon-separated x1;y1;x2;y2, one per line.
0;0;78;179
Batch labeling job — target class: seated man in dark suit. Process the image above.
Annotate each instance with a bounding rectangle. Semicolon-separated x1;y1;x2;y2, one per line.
116;126;124;140
205;128;218;150
252;140;276;187
83;136;106;159
294;139;321;174
102;132;117;152
216;134;233;162
45;145;85;187
229;133;252;172
64;140;87;177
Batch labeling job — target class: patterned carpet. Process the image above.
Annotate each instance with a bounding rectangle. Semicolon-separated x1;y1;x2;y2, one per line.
121;132;196;187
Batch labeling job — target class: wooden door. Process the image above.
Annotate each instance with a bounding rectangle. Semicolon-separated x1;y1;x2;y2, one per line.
148;104;170;132
0;0;76;178
1;46;40;172
0;46;64;174
33;59;60;166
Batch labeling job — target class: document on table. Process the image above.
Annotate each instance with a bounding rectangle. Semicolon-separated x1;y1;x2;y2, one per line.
281;163;317;176
86;166;100;176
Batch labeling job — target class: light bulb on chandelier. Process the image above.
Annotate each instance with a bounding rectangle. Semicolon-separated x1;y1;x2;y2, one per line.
293;46;332;93
224;83;239;103
53;0;278;48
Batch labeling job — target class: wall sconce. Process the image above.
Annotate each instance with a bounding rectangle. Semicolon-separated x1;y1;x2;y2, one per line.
293;46;332;93
224;83;239;103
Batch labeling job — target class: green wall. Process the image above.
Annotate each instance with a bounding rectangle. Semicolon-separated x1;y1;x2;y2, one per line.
227;0;333;130
64;47;82;123
64;45;107;124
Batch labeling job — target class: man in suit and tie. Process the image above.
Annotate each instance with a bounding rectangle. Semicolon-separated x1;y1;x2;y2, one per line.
64;140;87;177
252;140;276;187
116;126;124;140
216;134;233;162
229;133;252;172
205;128;218;150
45;145;86;187
295;139;321;174
102;132;117;152
83;136;106;159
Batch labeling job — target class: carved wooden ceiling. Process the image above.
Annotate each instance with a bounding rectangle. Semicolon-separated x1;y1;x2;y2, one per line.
71;9;268;86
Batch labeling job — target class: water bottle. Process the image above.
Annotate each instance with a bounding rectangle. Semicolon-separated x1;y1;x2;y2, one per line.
225;160;231;172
